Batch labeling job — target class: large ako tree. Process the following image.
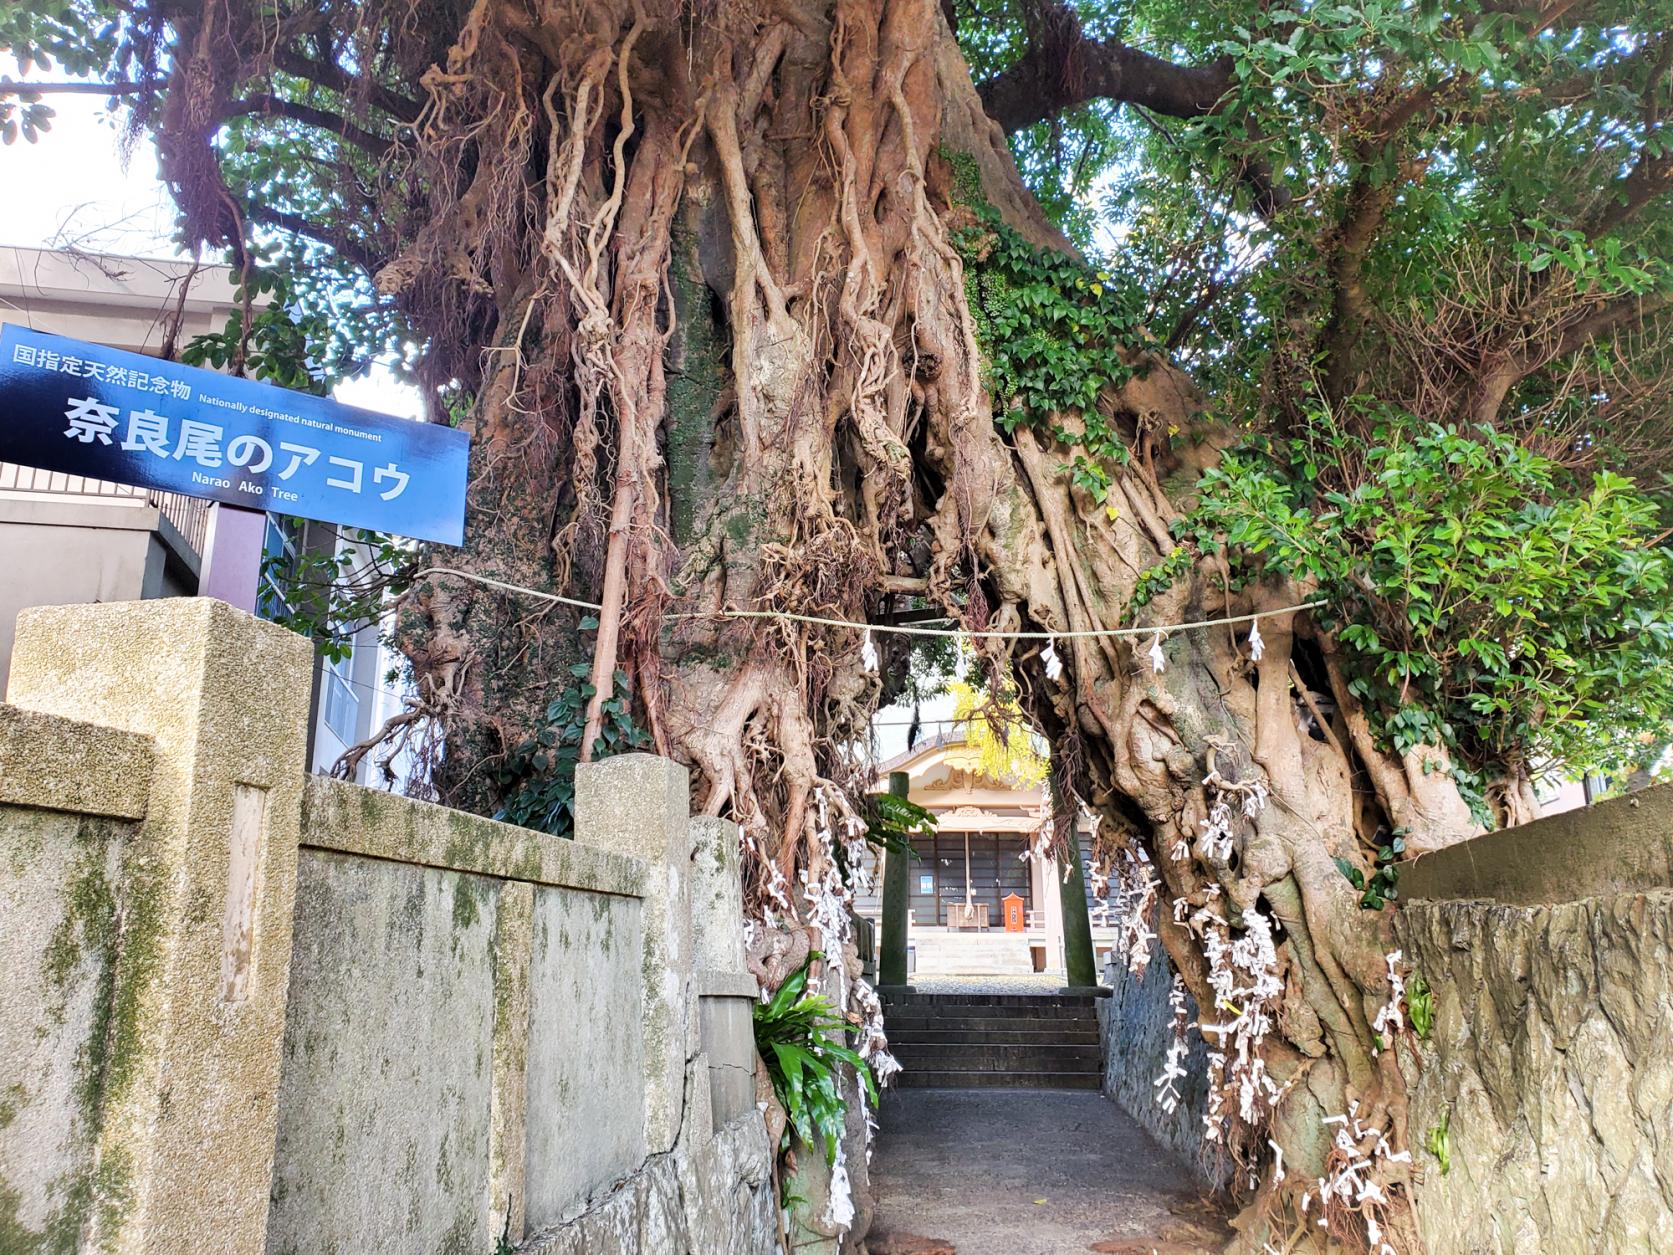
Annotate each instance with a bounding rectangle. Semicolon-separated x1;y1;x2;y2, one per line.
7;0;1673;1248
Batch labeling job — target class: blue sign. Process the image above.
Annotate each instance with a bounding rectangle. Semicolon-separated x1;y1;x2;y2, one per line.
0;325;468;544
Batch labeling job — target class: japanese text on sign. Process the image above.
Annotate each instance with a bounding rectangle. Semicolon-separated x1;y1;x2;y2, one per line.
0;325;467;543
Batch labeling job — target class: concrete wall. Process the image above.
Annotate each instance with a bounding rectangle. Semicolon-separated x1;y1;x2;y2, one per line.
267;849;504;1252
1400;784;1673;906
0;246;252;357
1396;786;1673;1254
0;599;775;1255
0;496;198;692
0;707;152;1249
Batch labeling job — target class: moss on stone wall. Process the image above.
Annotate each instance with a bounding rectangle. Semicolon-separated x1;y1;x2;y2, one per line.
0;1182;46;1254
451;876;480;931
22;815;154;1251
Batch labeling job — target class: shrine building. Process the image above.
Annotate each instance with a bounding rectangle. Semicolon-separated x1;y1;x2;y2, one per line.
857;730;1119;979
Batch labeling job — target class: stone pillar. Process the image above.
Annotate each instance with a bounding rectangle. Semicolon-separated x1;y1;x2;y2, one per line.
6;598;313;1254
1058;820;1100;991
691;814;761;1132
690;814;748;974
573;753;694;1154
877;770;912;990
1039;847;1065;976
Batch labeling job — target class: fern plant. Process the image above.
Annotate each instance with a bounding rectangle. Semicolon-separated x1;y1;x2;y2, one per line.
752;958;877;1166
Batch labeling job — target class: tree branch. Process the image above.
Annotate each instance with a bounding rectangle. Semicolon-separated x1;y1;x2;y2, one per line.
1315;78;1453;399
977;31;1231;133
974;1;1292;214
0;81;146;96
1471;293;1672;423
246;204;383;275
1586;37;1673;235
269;48;423;124
224;92;396;157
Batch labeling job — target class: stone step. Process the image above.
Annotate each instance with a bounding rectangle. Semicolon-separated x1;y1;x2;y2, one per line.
892;1069;1103;1090
884;1027;1101;1046
884;1004;1098;1021
905;941;1039;976
911;962;1038;977
876;997;1097;1017
890;1043;1104;1070
882;996;1100;1014
884;1015;1097;1036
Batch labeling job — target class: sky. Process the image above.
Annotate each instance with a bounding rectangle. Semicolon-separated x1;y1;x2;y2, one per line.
0;92;420;418
2;94;180;257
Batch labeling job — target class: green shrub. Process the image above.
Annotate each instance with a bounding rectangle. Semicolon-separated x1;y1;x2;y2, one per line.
752;959;877;1166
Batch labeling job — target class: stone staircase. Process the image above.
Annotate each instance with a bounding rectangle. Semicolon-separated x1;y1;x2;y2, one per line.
881;991;1105;1089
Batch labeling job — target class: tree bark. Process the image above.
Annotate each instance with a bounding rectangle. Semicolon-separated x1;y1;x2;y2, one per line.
340;2;1471;1246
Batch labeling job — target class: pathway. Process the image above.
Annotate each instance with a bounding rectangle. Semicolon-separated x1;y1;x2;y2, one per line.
866;1088;1228;1255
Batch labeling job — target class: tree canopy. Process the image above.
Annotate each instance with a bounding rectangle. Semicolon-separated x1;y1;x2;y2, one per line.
9;0;1669;798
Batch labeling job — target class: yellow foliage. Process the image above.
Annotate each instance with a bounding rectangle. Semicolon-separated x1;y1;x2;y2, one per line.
948;679;1048;788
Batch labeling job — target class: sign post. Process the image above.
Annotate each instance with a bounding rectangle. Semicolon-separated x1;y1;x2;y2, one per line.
200;505;269;612
0;325;469;610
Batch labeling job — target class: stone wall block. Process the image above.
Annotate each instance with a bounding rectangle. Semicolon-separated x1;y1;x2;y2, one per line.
690;815;748;974
7;598;312;1254
1530;903;1595;1048
1398;888;1673;1254
690;815;759;1137
1480;903;1534;1027
573;753;694;1155
0;805;131;1246
1095;938;1232;1193
700;994;760;1131
0;705;153;820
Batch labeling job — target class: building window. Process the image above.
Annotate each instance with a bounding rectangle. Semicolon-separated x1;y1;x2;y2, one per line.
906;831;1032;926
322;643;360;743
258;515;302;622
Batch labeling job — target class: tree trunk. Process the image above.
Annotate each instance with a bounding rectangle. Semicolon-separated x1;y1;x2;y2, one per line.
379;2;1478;1247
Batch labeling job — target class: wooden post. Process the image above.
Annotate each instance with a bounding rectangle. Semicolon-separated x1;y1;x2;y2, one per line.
1058;812;1100;991
878;770;912;990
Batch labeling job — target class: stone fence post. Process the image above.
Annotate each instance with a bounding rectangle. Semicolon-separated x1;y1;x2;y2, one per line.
691;815;761;1129
5;599;312;1253
573;754;696;1155
572;757;762;1148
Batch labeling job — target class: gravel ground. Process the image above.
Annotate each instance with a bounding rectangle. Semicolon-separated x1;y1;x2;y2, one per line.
905;974;1089;995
